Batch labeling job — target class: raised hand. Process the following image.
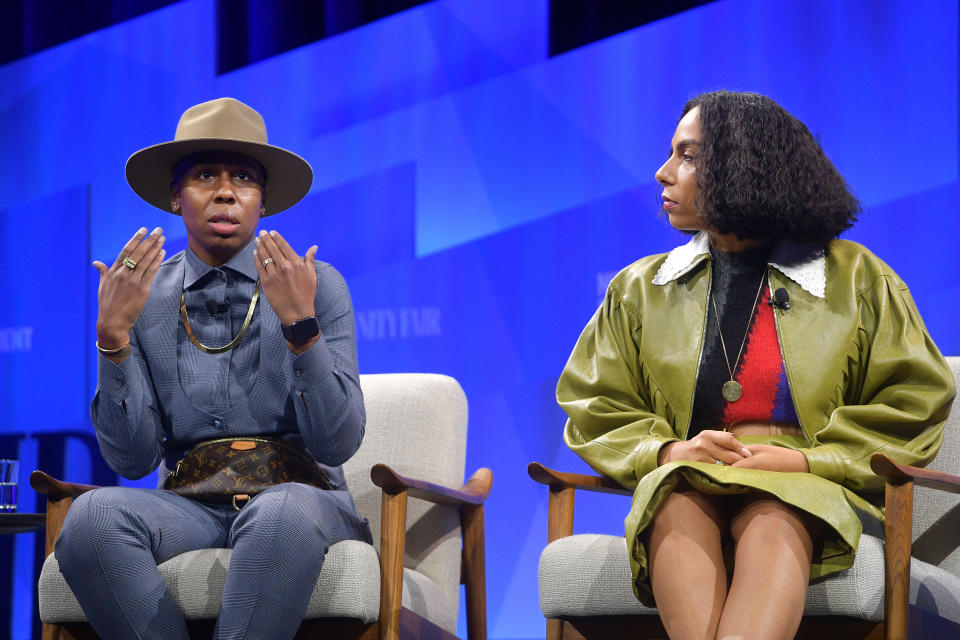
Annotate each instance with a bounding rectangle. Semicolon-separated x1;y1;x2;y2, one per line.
253;229;319;336
94;227;166;354
658;429;753;466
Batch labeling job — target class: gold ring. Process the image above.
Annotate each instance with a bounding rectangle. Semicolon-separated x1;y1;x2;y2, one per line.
122;257;138;270
262;258;275;267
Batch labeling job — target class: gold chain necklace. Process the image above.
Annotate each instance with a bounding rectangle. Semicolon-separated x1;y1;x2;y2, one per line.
180;281;261;354
711;271;766;402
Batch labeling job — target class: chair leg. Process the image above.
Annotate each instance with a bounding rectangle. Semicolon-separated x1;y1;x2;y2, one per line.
379;489;408;640
39;494;76;640
547;486;575;543
41;623;63;640
883;479;913;640
546;618;564;640
545;486;575;640
461;503;487;640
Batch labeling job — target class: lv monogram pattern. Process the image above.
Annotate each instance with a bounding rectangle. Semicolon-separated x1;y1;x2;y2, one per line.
163;437;332;503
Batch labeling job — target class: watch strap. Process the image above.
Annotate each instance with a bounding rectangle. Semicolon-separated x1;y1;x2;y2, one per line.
281;316;320;343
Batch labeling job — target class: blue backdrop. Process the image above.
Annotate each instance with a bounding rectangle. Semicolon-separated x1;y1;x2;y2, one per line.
1;0;957;637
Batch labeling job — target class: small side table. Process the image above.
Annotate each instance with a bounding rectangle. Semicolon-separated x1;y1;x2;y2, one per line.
0;513;45;535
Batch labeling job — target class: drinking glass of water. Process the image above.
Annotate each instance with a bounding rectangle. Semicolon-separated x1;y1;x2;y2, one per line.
0;459;18;513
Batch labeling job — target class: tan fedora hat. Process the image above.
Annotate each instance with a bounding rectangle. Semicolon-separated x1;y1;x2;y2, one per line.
125;97;313;216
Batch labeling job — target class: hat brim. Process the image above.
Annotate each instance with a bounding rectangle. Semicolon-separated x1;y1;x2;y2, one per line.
125;138;313;216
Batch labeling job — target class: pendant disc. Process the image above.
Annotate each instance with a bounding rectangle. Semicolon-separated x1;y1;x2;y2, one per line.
722;380;742;402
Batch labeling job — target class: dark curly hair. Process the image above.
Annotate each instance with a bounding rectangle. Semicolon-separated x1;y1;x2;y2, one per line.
678;91;859;243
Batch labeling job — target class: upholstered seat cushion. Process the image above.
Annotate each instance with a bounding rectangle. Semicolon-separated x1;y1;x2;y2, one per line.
539;534;654;618
40;540;450;629
539;533;960;624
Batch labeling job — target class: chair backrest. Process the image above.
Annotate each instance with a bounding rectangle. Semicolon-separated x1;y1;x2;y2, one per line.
912;356;960;577
344;373;468;616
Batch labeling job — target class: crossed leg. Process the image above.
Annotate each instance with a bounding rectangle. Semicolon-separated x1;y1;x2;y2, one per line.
647;488;817;640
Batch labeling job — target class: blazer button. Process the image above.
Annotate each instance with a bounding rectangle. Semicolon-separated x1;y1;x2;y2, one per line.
213;419;223;429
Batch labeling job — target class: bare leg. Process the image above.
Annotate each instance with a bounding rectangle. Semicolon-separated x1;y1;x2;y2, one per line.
717;498;817;640
647;487;729;640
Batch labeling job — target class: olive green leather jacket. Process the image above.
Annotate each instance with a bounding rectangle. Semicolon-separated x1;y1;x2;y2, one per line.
558;234;955;497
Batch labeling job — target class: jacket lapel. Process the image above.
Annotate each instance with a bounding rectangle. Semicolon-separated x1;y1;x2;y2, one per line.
768;269;837;437
643;260;711;438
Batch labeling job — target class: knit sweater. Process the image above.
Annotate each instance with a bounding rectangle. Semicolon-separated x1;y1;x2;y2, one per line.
688;245;799;437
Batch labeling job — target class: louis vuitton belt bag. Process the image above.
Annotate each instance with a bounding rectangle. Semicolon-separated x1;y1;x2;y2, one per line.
163;436;332;509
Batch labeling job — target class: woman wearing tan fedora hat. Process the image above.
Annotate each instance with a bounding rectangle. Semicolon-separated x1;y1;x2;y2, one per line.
54;97;372;638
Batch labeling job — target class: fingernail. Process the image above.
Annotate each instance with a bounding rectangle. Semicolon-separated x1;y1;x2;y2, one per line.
269;230;277;236
259;230;267;237
151;227;161;235
138;227;148;235
741;448;752;457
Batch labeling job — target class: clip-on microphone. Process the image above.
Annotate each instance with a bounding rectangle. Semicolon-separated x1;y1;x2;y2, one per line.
769;287;790;310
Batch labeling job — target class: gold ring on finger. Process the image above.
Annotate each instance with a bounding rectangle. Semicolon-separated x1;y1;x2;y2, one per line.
122;257;138;270
262;258;275;267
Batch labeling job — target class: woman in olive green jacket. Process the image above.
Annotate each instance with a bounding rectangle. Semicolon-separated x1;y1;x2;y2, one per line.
557;91;954;640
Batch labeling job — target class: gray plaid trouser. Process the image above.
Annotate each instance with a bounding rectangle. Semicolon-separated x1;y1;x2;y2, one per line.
55;483;371;639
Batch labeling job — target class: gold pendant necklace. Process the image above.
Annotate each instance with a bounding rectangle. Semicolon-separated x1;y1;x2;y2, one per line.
180;281;261;354
711;272;766;402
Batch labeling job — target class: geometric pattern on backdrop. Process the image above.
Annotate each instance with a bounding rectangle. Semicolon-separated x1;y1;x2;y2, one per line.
0;0;957;637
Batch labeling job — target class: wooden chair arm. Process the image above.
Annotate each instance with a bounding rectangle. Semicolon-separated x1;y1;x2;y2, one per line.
30;470;100;502
528;462;630;545
370;463;493;505
870;453;960;493
374;463;492;640
30;470;101;560
527;462;631;496
867;452;960;640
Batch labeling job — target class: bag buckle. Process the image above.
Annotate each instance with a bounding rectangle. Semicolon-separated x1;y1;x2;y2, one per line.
232;494;251;511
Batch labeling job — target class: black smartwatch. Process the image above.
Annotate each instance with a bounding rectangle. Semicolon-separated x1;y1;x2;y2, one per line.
281;316;320;343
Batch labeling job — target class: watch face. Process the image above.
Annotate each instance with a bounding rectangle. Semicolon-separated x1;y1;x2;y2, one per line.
283;316;320;343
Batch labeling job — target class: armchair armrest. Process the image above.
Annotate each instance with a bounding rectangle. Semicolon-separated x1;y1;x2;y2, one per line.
870;453;960;493
371;463;492;640
528;462;631;545
30;470;100;501
29;470;101;559
370;463;493;505
868;453;960;640
527;462;631;496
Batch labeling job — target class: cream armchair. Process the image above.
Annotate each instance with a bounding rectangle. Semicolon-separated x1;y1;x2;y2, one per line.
530;357;960;640
34;373;491;640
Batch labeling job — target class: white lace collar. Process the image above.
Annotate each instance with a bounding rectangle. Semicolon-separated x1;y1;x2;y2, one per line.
652;231;825;298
